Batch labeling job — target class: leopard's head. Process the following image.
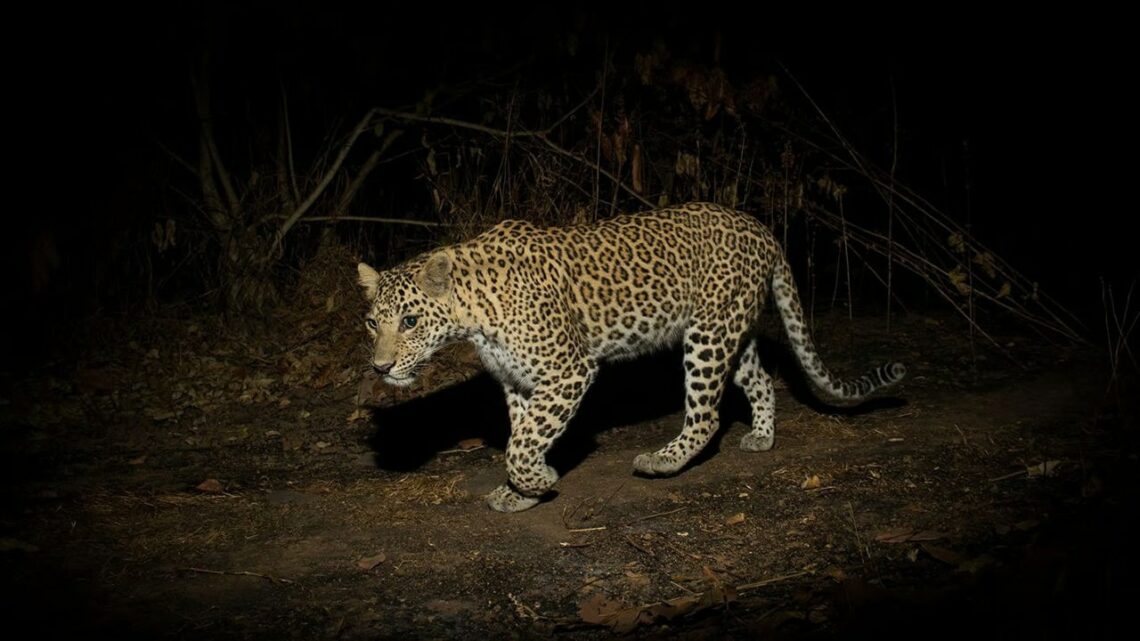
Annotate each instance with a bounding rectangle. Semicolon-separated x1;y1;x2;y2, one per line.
357;252;461;387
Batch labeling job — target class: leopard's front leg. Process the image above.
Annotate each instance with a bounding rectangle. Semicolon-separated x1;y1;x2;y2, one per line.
486;362;597;513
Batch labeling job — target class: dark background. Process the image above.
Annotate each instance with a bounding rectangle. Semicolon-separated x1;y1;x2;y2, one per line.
9;3;1135;339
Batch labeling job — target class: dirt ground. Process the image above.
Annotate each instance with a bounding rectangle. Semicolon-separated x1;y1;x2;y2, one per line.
1;307;1136;640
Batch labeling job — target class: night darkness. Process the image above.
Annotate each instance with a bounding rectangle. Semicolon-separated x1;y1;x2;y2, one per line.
3;4;1138;640
12;6;1136;328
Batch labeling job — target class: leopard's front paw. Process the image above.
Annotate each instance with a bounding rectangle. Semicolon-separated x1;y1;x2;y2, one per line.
740;432;775;452
632;451;683;476
486;484;541;513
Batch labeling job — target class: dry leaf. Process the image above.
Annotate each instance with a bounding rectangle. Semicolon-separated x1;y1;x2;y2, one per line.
1026;460;1062;478
457;438;486;451
578;593;629;627
578;585;736;633
874;527;946;544
948;232;966;253
948;265;972;295
725;512;746;526
624;570;651;587
921;543;967;566
801;475;821;490
973;251;998;278
196;479;223;493
346;408;371;423
357;553;386;571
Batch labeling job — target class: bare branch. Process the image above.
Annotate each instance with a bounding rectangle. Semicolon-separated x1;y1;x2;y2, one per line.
276;108;380;242
190;69;228;232
335;150;381;216
206;128;244;221
535;133;653;209
154;139;198;176
276;102;297;216
375;107;654;209
373;107;546;138
280;82;301;206
295;216;448;227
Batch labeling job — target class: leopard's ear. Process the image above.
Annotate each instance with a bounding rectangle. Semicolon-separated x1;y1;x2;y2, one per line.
416;253;453;298
357;262;381;300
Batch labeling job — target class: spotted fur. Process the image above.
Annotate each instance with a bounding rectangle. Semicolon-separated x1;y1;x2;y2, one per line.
358;202;906;512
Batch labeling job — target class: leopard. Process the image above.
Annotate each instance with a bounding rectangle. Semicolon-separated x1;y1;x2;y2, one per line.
357;202;906;512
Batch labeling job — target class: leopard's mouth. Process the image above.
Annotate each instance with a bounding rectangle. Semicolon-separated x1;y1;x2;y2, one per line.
383;373;417;387
383;362;423;387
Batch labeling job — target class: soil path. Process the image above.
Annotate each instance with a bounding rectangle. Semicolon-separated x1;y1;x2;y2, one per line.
1;315;1132;639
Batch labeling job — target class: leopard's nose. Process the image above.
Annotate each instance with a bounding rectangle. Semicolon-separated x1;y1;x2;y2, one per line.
372;362;394;376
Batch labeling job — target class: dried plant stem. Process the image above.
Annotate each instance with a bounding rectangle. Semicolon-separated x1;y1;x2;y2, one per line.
1102;279;1140;400
594;44;608;221
374;108;652;209
887;74;898;331
294;216;448;227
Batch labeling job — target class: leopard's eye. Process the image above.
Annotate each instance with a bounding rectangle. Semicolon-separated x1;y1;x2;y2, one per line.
365;318;378;331
401;315;418;330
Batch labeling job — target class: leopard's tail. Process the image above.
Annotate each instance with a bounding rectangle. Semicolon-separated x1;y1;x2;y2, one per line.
770;251;906;403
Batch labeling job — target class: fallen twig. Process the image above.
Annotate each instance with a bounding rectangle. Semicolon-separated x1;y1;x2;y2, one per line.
182;567;295;584
735;570;811;592
989;470;1027;482
567;526;608;533
620;506;686;526
294;215;448;227
624;535;655;557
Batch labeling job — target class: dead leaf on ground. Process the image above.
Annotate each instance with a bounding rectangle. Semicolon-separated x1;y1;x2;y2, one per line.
357;553;386;571
578;584;736;633
725;512;745;526
457;438;486;451
921;543;968;566
346;408;371;423
578;594;637;630
801;475;821;490
196;479;224;493
873;527;946;543
623;570;651;587
1026;460;1062;478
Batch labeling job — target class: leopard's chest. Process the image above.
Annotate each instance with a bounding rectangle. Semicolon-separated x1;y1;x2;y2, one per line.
470;332;535;392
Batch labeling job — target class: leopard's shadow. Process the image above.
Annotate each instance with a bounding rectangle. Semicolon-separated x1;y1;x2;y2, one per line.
367;337;908;475
367;349;691;473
